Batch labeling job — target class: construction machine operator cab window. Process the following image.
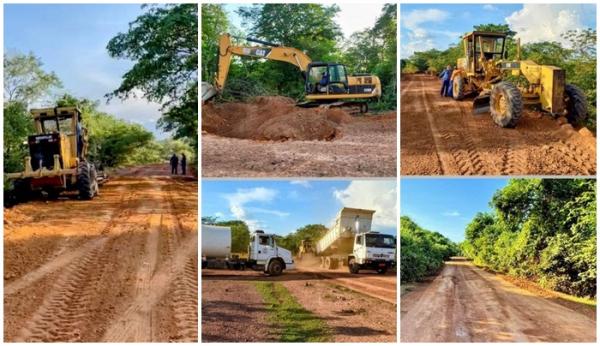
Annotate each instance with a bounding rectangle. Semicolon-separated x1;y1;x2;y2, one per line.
306;64;349;94
41;115;75;135
472;35;506;71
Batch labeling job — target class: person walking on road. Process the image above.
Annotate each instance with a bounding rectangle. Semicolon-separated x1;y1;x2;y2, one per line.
180;153;187;176
170;153;179;175
439;65;453;97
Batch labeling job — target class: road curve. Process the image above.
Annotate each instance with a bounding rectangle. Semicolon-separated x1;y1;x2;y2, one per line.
401;258;596;342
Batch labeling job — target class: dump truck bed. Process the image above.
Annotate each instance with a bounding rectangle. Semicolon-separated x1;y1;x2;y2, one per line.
315;207;375;256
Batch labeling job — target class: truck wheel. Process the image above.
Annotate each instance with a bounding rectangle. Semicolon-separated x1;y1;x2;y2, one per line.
348;258;359;274
564;84;587;125
452;76;464;100
377;267;388;275
490;82;522;128
268;259;283;276
78;161;96;200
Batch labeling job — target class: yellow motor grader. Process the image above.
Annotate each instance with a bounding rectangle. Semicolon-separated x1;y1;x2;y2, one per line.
452;31;587;128
201;33;382;112
6;107;101;201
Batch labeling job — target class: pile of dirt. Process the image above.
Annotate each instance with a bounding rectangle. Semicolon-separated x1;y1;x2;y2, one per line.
202;96;353;141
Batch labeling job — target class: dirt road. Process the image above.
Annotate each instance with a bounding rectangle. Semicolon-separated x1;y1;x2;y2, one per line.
202;268;396;342
202;97;396;177
401;258;596;342
4;164;198;342
401;74;596;175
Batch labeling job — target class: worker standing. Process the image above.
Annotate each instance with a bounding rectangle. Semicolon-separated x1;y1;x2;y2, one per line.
170;154;178;175
439;65;453;97
181;153;187;176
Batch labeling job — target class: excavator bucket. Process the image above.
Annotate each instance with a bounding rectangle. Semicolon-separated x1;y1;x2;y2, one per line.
472;93;491;114
201;82;218;103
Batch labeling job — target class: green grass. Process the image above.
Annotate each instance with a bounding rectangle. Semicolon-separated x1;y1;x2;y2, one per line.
255;282;331;342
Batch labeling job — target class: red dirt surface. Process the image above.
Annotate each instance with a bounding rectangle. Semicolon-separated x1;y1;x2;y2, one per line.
201;268;396;342
202;97;396;177
401;258;596;342
4;164;198;342
401;74;596;175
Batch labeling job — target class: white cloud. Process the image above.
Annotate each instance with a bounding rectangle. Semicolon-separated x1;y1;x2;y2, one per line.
290;180;311;188
223;187;283;231
506;4;590;46
246;207;290;218
401;8;450;57
483;4;498;11
333;181;397;228
336;4;385;38
443;211;461;217
214;212;225;219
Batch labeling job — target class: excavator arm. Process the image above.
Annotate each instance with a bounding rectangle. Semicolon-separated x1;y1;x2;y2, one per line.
202;33;312;102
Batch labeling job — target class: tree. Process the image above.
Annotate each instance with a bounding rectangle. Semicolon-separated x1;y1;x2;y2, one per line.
107;4;198;140
201;4;229;82
4;52;62;105
215;220;250;253
4;102;34;173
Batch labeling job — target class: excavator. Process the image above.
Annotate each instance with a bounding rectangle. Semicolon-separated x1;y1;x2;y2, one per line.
201;33;381;112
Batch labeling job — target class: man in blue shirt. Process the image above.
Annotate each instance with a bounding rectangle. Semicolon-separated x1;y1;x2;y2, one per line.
438;65;453;97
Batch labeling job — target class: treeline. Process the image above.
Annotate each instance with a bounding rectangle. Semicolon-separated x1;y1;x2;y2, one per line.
401;23;596;129
201;217;328;255
3;53;195;175
201;4;397;111
461;179;596;298
400;216;459;282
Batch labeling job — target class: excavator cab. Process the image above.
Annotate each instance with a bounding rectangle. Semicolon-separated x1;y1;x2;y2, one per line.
305;62;349;95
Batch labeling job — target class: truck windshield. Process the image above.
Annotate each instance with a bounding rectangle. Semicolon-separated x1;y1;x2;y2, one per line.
365;234;396;249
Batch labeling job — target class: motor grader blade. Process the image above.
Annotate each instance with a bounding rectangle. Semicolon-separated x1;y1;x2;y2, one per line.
201;82;218;103
473;93;491;115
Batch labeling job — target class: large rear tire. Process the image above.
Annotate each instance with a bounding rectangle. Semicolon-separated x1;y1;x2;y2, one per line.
452;76;465;100
564;84;587;125
348;258;359;274
490;82;522;128
78;161;97;200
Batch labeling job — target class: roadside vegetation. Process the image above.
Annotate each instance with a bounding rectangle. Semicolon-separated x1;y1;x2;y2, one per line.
401;24;597;130
3;4;197;176
255;282;331;342
202;4;397;111
400;216;459;282
461;179;596;298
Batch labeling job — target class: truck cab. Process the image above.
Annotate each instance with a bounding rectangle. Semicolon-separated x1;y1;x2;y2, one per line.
349;231;396;274
248;230;295;275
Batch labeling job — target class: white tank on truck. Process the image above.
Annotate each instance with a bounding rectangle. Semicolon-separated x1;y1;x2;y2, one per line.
315;207;396;274
201;224;294;276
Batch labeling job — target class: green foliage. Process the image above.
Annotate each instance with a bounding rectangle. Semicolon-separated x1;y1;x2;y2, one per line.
201;4;229;83
462;179;596;298
214;220;250;254
107;4;198;140
255;281;331;342
3;102;34;173
277;224;329;254
401;216;459;282
4;52;62;105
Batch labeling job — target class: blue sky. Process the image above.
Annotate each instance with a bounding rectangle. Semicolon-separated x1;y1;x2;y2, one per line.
401;4;597;57
202;180;397;237
401;178;508;242
221;4;386;39
4;4;167;138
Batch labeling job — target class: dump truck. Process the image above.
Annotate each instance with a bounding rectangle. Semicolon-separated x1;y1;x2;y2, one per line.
312;207;396;274
452;31;587;128
201;225;295;276
202;33;381;112
5;107;102;201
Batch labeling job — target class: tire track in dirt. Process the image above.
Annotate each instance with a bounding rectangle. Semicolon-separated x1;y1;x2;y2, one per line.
418;79;447;174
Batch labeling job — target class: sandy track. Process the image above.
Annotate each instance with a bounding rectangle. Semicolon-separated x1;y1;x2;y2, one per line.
401;258;596;342
401;74;596;175
201;268;396;342
202;113;396;177
4;164;198;342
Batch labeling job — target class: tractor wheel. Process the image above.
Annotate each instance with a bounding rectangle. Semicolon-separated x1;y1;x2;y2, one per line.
490;82;523;128
452;76;465;100
77;161;97;200
267;259;283;276
564;84;587;125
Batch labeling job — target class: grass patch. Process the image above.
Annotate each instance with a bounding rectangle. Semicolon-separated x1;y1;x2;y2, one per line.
255;281;331;342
